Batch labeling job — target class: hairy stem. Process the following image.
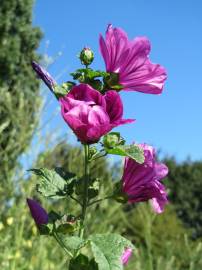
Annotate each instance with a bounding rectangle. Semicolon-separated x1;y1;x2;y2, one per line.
53;232;73;257
79;144;90;238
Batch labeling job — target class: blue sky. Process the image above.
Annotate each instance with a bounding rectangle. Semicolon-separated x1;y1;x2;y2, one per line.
33;0;202;161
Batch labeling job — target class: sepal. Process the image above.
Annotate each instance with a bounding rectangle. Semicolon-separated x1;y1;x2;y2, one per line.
53;82;76;98
103;132;125;149
103;72;123;91
55;214;79;234
112;182;128;204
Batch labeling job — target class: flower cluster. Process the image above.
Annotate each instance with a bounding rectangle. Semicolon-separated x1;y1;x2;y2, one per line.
30;25;168;268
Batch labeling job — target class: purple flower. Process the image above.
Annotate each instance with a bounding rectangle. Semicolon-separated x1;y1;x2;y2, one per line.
60;83;134;144
122;144;168;213
121;248;133;265
32;61;56;91
99;25;167;94
27;198;48;226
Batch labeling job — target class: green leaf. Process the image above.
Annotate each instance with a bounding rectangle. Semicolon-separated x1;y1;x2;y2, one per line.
70;68;109;91
105;144;145;164
54;167;77;195
48;211;61;223
69;254;89;270
89;79;103;91
72;68;108;80
89;233;134;270
89;259;99;270
61;236;86;251
29;168;67;199
38;223;53;235
88;178;100;199
53;85;68;98
103;72;123;91
75;177;100;198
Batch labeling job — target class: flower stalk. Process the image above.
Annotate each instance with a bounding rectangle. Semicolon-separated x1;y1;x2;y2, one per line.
79;144;90;239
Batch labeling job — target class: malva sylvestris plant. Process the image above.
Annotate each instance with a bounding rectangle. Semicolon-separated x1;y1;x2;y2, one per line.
28;25;168;269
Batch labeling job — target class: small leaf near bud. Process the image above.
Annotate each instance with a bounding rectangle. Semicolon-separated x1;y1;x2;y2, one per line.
103;72;123;91
103;132;125;149
89;146;98;160
55;214;78;234
88;178;100;199
79;47;94;66
112;182;128;204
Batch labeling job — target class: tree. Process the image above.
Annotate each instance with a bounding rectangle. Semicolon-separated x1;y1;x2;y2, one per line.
0;0;42;196
164;158;202;238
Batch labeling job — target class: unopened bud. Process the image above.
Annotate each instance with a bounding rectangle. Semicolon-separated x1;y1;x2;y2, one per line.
79;47;94;66
32;61;56;91
27;198;49;226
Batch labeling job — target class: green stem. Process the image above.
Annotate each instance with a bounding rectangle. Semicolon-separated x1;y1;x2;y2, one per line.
70;195;82;206
91;152;107;161
79;144;90;238
88;196;112;207
53;232;73;258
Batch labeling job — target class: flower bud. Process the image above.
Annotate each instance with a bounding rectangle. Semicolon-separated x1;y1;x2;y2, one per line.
32;61;56;91
79;47;94;66
27;198;48;226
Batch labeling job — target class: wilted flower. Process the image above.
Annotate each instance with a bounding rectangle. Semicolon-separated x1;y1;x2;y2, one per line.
122;144;168;213
121;248;133;265
99;25;167;94
32;61;56;91
27;198;48;226
60;83;134;144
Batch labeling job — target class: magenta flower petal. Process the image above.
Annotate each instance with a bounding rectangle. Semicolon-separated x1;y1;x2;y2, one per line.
104;90;123;122
151;196;168;214
60;84;134;144
27;198;48;226
32;61;56;91
99;26;167;94
155;162;169;180
121;248;133;265
122;144;168;213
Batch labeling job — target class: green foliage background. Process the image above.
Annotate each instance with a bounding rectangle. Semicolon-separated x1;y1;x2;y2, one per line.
0;1;202;269
0;0;42;199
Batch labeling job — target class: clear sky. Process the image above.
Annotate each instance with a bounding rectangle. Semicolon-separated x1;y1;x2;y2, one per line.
33;0;202;161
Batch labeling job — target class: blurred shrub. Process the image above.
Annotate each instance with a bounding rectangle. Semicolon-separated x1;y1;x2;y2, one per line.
0;0;42;198
1;142;202;269
165;158;202;238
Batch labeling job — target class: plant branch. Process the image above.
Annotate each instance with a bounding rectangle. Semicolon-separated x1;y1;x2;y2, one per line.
53;231;73;258
88;196;112;207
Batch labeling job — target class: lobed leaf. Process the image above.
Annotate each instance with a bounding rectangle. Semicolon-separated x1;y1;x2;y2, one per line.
105;144;145;164
29;168;75;199
89;233;134;270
